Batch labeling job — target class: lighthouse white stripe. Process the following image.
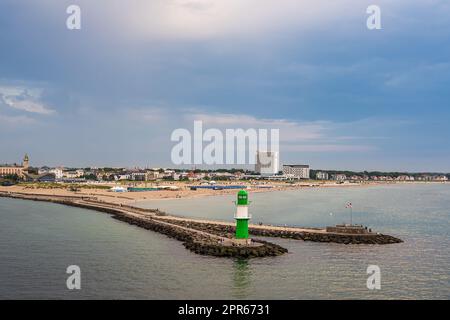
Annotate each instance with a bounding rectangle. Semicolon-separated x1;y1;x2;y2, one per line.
235;206;250;219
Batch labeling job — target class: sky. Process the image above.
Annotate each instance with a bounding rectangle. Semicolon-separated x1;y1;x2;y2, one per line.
0;0;449;171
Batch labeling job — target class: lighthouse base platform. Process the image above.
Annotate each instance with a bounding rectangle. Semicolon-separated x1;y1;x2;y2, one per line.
233;238;252;246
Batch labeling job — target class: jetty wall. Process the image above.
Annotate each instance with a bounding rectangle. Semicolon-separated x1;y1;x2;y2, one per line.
0;192;287;258
153;217;403;245
0;192;403;246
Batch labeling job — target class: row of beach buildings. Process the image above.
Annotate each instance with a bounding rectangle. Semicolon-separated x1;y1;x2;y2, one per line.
13;166;450;183
315;172;448;182
253;152;449;182
34;166;247;183
1;153;449;183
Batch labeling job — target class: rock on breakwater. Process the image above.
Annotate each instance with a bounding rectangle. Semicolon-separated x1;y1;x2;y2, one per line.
152;217;403;245
247;227;403;244
112;214;287;258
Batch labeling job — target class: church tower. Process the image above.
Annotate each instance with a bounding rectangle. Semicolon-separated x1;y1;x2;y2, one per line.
23;154;29;171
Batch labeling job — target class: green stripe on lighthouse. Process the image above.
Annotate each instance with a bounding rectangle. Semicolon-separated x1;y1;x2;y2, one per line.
236;219;249;239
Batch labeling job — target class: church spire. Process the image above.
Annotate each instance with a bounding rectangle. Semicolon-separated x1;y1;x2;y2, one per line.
23;154;29;170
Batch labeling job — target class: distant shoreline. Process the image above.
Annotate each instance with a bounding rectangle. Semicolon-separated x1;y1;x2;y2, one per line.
0;181;447;205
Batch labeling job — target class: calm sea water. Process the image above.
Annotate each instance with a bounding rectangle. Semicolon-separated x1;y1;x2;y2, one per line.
0;184;449;299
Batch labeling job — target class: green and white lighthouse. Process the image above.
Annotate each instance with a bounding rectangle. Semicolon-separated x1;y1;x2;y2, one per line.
234;190;251;242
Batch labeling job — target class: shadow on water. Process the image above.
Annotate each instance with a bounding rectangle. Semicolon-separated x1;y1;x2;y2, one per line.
231;258;252;299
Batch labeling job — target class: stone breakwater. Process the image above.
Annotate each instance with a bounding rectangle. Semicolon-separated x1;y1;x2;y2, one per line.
111;214;288;258
153;218;403;245
0;192;287;258
0;191;403;257
247;227;403;244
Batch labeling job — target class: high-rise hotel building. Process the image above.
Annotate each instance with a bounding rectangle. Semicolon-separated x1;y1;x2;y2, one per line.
255;151;279;176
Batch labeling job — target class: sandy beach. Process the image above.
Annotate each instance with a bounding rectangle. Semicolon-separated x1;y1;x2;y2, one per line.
0;184;275;204
0;180;444;205
0;180;368;204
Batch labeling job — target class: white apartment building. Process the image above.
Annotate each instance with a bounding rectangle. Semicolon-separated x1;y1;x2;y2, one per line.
332;174;347;181
282;164;310;179
131;172;147;181
50;168;64;180
315;171;329;180
116;174;131;181
145;171;160;180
